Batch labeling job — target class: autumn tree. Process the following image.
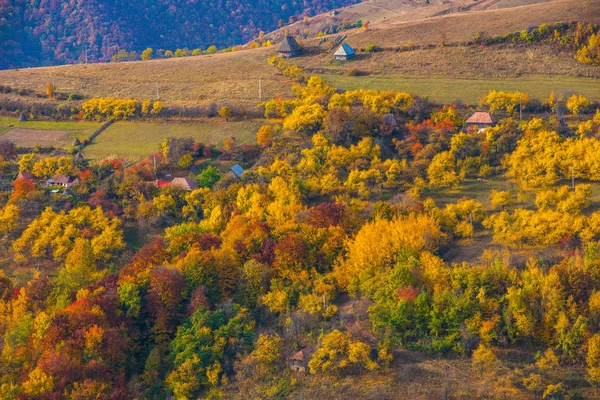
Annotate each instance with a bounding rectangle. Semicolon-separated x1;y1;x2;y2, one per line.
141;47;153;60
256;125;274;146
587;334;600;391
45;81;55;98
219;105;231;121
566;94;589;117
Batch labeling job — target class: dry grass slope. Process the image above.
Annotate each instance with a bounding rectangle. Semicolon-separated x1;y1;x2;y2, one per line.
0;0;598;108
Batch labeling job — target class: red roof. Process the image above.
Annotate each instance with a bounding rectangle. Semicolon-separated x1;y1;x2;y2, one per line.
16;171;35;181
466;112;497;125
169;177;199;191
53;174;72;185
157;181;170;188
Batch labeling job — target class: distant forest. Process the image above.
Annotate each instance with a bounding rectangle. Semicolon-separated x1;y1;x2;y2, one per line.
0;0;358;69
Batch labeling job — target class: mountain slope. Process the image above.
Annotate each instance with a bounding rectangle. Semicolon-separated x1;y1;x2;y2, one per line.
0;0;598;109
0;0;360;69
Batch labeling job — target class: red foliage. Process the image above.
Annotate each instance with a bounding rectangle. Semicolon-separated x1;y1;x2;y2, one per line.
274;233;309;272
306;202;346;228
145;266;186;334
12;178;36;199
119;239;168;279
79;169;94;182
196;233;222;251
396;286;419;302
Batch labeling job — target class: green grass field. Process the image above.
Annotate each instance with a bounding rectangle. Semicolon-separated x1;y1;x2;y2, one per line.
320;74;600;104
0;117;102;133
83;119;263;160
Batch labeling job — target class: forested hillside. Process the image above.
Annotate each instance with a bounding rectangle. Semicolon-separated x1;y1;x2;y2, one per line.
0;0;359;69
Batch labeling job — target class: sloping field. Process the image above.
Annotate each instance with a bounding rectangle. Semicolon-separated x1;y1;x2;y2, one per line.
83;119;262;160
0;0;598;108
0;129;72;147
0;117;102;147
321;74;600;104
0;48;291;109
340;0;600;48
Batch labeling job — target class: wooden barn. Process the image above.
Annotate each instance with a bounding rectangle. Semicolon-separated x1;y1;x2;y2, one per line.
278;36;302;58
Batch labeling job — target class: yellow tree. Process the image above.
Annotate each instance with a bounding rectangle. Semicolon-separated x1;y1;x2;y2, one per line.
256;125;274;146
566;94;589;118
219;105;231;121
587;334;600;391
427;151;460;188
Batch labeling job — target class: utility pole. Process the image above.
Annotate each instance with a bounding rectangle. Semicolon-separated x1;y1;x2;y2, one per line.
155;82;160;101
259;77;262;100
519;95;522;121
83;45;89;64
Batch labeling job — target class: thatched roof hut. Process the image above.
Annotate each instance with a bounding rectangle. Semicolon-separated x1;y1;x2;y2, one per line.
278;36;302;58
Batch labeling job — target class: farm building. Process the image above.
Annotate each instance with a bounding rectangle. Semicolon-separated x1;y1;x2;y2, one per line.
169;177;199;191
225;164;245;181
46;174;79;189
278;36;302;58
465;111;497;132
15;171;35;181
334;43;355;60
289;348;312;372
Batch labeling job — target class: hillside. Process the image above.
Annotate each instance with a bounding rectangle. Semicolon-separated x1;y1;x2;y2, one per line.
0;0;599;110
0;0;360;69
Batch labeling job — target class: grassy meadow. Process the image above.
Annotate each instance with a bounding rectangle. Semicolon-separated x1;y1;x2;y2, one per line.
321;74;600;104
0;117;102;147
0;117;101;134
82;119;262;160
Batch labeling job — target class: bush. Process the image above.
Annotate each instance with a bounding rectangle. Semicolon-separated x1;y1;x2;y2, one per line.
365;44;381;52
68;93;83;101
197;166;222;188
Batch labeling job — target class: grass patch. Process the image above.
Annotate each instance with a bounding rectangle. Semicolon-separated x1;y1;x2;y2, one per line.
320;74;600;104
0;117;101;132
83;119;263;160
0;117;102;147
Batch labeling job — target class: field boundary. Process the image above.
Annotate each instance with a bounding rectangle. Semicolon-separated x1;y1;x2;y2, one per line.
77;120;113;152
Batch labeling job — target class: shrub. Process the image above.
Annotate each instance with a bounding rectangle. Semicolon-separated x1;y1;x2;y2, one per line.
365;44;381;52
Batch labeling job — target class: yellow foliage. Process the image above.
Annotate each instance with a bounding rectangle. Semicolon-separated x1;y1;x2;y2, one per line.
481;90;528;114
82;97;140;120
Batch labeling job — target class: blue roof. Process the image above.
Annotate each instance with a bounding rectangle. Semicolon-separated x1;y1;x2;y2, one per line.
231;164;244;178
334;43;355;56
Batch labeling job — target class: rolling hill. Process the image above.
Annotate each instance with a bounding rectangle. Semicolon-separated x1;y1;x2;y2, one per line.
0;0;361;69
0;0;599;110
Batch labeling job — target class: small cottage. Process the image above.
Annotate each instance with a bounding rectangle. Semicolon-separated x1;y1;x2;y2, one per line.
465;112;497;132
169;177;199;191
47;174;79;189
278;36;302;58
230;164;244;178
289;348;312;372
334;43;355;60
15;171;35;181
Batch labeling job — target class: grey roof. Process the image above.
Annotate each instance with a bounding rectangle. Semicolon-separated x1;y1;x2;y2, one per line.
278;36;302;53
334;43;355;57
231;164;244;178
383;112;398;127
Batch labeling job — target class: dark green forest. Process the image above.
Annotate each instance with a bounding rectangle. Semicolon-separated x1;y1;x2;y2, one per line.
0;0;358;69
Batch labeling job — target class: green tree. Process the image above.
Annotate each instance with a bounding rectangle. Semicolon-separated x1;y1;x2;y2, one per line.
197;166;221;188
